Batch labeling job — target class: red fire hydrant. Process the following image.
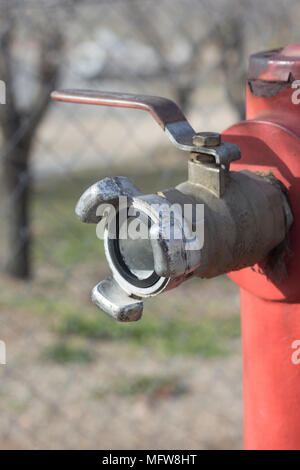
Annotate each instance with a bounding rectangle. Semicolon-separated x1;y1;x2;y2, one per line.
52;44;300;450
223;44;300;450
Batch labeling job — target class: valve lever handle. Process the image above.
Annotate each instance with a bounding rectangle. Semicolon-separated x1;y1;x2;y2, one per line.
51;89;187;130
51;89;241;165
51;89;196;150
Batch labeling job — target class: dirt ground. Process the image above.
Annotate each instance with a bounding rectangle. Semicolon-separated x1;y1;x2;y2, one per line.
0;274;243;450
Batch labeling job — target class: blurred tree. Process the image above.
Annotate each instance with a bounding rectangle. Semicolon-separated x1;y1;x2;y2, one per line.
0;9;63;278
120;1;246;118
214;14;246;120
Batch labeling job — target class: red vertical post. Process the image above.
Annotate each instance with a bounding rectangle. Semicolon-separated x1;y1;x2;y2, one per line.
241;290;300;449
222;44;300;449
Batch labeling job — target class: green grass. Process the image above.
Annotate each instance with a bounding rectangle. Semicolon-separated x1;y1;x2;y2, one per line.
54;302;240;358
91;374;188;400
2;284;240;361
43;339;94;364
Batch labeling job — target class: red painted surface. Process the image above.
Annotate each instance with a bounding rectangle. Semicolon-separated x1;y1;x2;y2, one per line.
241;290;300;450
222;45;300;449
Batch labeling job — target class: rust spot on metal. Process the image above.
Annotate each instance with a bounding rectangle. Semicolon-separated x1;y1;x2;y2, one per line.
248;44;300;97
248;78;292;98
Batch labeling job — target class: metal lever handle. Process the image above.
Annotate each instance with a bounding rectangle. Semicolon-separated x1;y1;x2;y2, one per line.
51;89;186;130
51;89;240;164
51;89;196;150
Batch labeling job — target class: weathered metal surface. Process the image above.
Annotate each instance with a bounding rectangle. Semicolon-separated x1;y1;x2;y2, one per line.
75;176;141;223
177;165;289;279
248;44;300;97
92;277;143;322
188;158;228;197
248;44;300;82
74;159;290;320
248;80;289;98
192;132;221;147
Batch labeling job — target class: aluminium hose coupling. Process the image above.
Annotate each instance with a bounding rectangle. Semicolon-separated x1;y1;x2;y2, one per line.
52;90;293;321
75;176;204;321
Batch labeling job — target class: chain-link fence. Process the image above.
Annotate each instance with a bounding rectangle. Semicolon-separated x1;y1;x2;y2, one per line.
0;0;299;450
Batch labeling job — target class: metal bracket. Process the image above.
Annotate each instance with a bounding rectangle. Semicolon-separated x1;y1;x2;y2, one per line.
51;89;241;167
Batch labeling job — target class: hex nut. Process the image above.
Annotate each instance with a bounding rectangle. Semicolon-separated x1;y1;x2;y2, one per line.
193;132;221;147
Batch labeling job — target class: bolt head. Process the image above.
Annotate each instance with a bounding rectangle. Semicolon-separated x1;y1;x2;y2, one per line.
193;132;221;147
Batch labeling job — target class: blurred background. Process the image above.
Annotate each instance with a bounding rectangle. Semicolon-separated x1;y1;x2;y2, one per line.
0;0;299;450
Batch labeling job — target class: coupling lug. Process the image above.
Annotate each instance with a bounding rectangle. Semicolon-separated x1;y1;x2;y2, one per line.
92;277;143;322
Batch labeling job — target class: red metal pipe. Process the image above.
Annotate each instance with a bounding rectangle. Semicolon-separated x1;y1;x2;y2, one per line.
241;290;300;450
222;44;300;449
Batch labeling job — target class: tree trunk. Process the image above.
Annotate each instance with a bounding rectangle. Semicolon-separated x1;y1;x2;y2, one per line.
2;138;32;279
